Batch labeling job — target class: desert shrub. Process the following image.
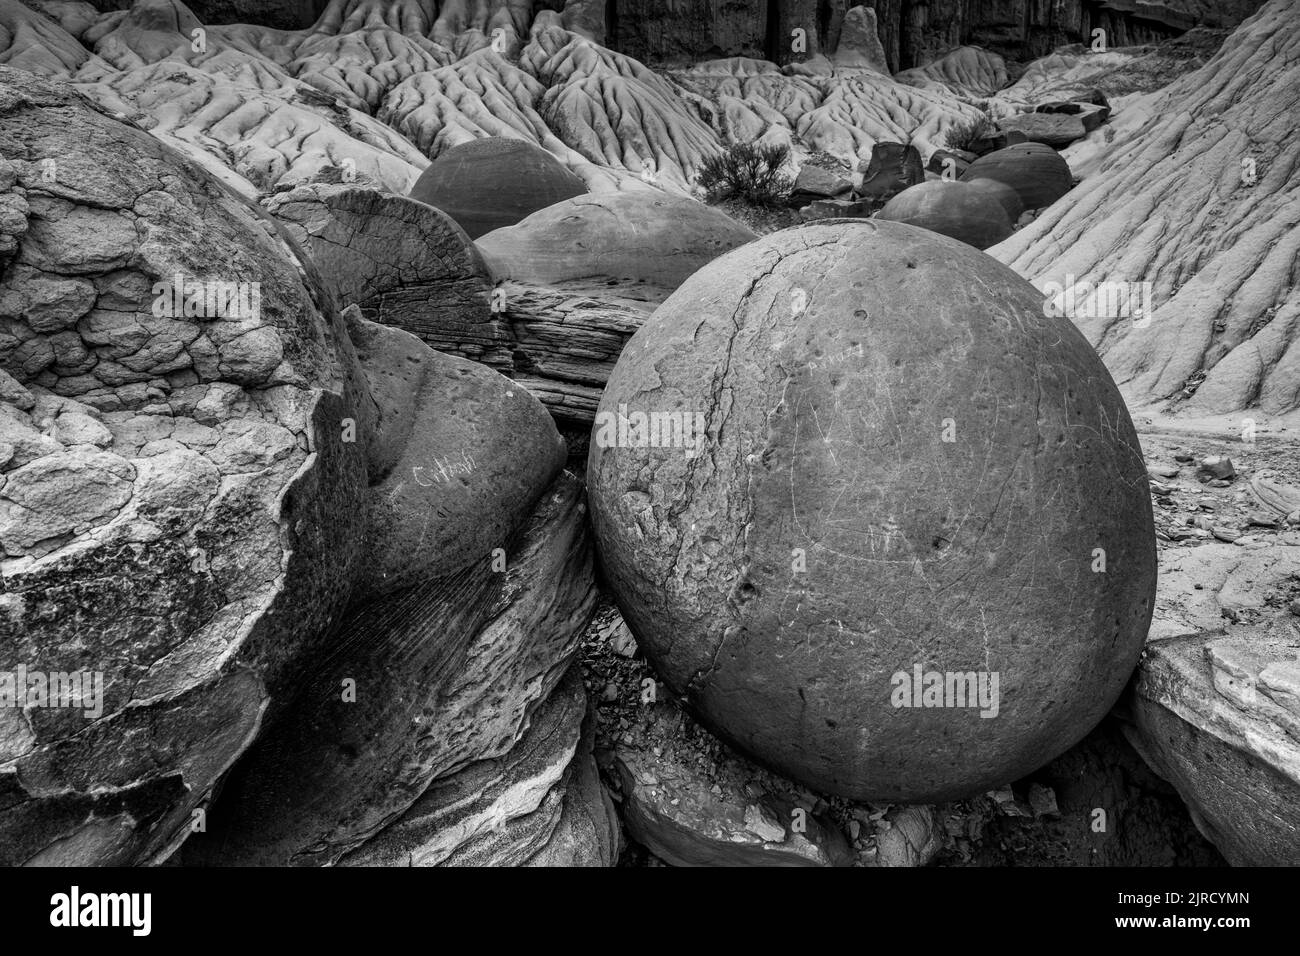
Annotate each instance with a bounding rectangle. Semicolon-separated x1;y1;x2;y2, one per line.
943;114;997;151
696;142;793;206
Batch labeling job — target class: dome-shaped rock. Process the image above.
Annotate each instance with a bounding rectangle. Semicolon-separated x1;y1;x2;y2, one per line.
587;219;1156;803
876;180;1014;250
963;178;1024;223
408;137;587;239
476;190;756;295
960;142;1072;212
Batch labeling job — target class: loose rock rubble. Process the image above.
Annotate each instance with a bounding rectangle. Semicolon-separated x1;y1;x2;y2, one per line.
581;600;1224;867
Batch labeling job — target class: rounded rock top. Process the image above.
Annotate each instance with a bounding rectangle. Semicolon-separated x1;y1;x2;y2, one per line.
876;179;1014;250
408;137;587;239
960;142;1073;212
587;218;1156;802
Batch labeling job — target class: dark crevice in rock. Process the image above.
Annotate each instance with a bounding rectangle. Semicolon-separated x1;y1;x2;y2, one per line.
605;0;619;52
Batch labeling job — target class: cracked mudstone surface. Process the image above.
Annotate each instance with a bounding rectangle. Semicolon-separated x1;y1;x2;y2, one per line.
588;218;1156;802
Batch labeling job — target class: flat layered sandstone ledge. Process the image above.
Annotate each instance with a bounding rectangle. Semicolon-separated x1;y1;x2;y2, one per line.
264;182;659;425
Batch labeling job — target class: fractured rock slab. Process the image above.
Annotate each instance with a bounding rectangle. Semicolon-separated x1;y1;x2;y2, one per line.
1122;619;1300;865
338;665;618;867
0;64;377;866
184;470;597;865
612;694;854;867
266;183;652;426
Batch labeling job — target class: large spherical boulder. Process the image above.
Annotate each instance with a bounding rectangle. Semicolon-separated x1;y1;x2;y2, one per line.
875;180;1014;249
587;219;1155;803
960;142;1072;211
408;138;587;239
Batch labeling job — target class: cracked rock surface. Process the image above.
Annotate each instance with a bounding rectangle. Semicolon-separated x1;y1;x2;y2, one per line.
265;181;655;426
337;664;619;867
1123;619;1300;865
0;63;372;865
2;64;610;868
184;468;601;865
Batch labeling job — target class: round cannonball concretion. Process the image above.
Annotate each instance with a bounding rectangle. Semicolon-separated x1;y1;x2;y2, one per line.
408;137;586;239
963;177;1024;223
587;219;1155;802
876;180;1014;250
960;142;1072;212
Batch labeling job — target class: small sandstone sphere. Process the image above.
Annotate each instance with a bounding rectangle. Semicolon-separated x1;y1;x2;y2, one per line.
876;180;1013;250
587;220;1155;802
409;137;586;238
960;142;1072;211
